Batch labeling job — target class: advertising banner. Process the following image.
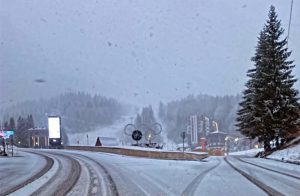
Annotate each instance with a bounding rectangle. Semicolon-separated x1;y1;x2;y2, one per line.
48;116;61;139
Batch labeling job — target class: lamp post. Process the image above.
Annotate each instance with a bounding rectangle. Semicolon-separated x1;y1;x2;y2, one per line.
181;132;186;153
225;136;238;156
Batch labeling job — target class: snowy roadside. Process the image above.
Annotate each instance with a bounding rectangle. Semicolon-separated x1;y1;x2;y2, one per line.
228;143;300;165
267;143;300;165
229;148;264;157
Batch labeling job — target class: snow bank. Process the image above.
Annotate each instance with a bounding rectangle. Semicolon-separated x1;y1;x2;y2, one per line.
267;143;300;164
104;145;207;155
229;148;264;157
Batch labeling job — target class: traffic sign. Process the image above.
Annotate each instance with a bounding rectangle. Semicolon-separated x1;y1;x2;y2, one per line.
1;131;14;139
132;130;142;141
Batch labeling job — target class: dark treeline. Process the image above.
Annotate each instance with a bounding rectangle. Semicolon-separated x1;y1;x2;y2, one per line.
158;94;241;142
1;115;34;146
134;105;156;129
134;105;163;143
1;92;127;134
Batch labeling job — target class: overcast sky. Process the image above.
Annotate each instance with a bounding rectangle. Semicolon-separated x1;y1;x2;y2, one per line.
1;0;299;107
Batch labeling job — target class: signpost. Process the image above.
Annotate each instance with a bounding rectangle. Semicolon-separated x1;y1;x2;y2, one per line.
124;122;162;147
181;131;186;153
132;130;142;145
87;134;89;146
0;130;14;156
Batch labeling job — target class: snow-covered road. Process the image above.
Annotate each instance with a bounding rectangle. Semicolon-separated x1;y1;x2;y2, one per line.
226;156;300;195
1;149;299;196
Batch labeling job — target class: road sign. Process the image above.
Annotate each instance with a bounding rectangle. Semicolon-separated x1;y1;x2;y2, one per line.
5;130;14;136
0;131;14;139
132;130;142;141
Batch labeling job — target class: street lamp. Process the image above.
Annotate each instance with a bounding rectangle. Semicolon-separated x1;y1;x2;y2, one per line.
225;136;236;155
148;134;152;145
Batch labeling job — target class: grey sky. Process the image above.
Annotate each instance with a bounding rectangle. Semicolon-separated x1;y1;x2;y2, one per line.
1;0;299;107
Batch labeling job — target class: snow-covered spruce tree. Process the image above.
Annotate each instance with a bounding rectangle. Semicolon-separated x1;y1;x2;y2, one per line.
237;6;300;151
236;70;257;138
236;30;268;144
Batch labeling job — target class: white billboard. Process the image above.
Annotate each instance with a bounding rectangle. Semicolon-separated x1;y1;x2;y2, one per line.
48;116;61;139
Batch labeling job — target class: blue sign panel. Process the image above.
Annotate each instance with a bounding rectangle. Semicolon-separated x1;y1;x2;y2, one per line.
0;130;14;139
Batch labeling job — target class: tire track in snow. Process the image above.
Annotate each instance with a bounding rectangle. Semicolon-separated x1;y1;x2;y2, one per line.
0;151;54;196
30;151;81;196
224;156;284;196
65;153;119;196
234;156;300;180
181;158;221;196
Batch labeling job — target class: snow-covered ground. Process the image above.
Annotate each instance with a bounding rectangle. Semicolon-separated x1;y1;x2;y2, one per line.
267;143;300;164
66;115;183;151
3;148;300;195
229;148;264;156
60;149;266;195
67;115;135;146
0;150;46;195
229;140;300;164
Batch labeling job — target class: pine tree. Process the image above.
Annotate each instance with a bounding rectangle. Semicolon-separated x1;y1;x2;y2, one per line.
158;102;166;121
8;117;16;130
140;105;156;125
134;114;142;129
27;114;34;129
3;121;9;130
236;31;266;140
236;6;300;151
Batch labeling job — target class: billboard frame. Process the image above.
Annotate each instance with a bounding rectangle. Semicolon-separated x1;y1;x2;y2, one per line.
48;116;62;147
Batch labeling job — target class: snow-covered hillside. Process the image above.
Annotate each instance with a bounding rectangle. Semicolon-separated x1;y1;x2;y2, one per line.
67;115;134;146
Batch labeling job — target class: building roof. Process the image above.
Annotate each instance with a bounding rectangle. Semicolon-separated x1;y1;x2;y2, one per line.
97;137;119;146
209;131;227;135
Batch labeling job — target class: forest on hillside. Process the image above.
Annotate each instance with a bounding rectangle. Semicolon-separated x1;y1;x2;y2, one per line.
158;94;241;142
1;92;127;134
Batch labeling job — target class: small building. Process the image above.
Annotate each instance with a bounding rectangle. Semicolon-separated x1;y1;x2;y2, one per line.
27;127;49;148
204;131;227;156
96;137;119;146
206;131;227;149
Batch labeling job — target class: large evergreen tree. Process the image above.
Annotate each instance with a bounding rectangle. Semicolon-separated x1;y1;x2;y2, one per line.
236;6;300;151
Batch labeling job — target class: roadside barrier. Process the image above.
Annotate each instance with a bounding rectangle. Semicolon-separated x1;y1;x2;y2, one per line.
65;146;208;161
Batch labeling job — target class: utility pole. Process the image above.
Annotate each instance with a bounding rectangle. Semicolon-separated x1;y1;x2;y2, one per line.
86;134;89;146
2;137;7;156
11;136;14;157
181;132;186;153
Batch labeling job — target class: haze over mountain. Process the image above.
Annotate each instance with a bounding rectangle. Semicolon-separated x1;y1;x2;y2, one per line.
1;0;299;107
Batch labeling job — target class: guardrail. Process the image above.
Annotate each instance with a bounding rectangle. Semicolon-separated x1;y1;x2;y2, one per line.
65;146;208;161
